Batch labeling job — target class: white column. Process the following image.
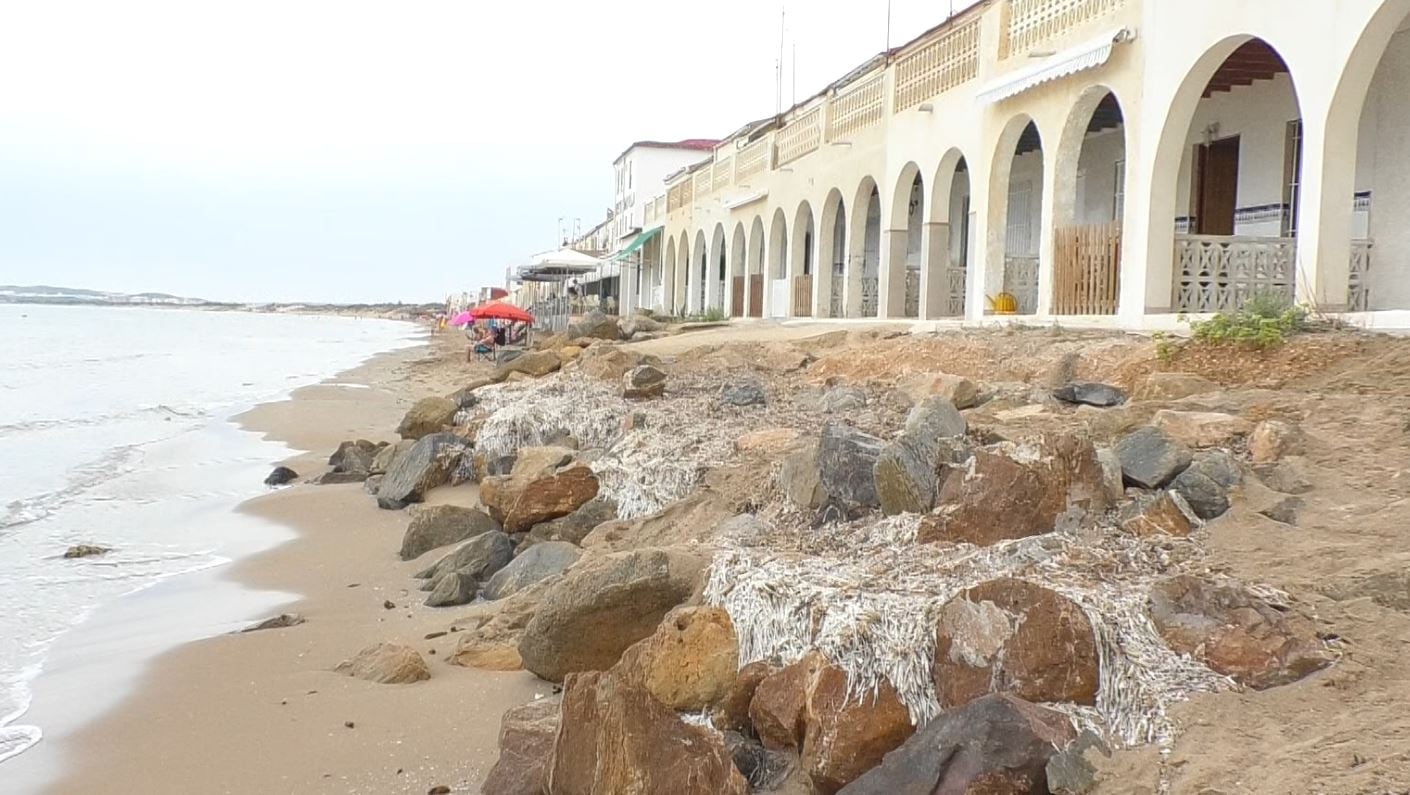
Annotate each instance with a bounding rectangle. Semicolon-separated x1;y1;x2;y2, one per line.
920;222;950;319
878;228;908;318
1295;104;1355;311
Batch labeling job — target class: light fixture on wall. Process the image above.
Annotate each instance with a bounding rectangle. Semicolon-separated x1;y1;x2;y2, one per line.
1203;123;1221;146
918;103;934;113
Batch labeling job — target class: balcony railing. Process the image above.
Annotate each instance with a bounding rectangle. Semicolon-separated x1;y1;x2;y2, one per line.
1174;234;1295;313
666;183;685;214
735;137;771;183
828;73;886;142
1001;0;1125;58
712;157;733;192
1004;256;1040;314
1350;239;1372;312
894;18;982;113
776;107;823;167
692;168;713;199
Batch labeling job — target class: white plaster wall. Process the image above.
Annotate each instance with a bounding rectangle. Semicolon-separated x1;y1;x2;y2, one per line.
1076;127;1126;225
1006;149;1045;257
1358;25;1410;308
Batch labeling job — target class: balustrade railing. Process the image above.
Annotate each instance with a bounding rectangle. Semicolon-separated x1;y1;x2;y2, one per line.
776;107;823;167
735;137;771;183
712;157;733;192
679;175;694;208
1350;239;1372;312
667;183;684;213
861;276;880;317
946;265;968;317
830;274;845;318
1001;0;1125;58
693;168;713;199
1004;256;1040;314
904;270;921;318
828;74;886;142
894;18;981;112
1174;234;1296;313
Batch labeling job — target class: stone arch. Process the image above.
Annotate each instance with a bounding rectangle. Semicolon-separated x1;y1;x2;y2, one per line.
889;162;925;318
710;223;727;313
986;114;1046;315
676;233;691;316
1145;35;1305;313
692;229;709;315
819;188;847;318
747;216;766;318
662;234;678;313
924;148;972;318
849;176;882;317
790;200;817;318
766;207;789;318
1051;85;1127;315
730;222;748;317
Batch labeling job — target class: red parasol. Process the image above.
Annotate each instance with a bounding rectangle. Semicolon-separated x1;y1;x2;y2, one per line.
467;301;534;325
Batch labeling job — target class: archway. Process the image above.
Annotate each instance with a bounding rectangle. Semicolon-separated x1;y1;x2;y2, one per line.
848;178;882;318
730;223;748;317
819;189;847;318
888;163;924;318
662;234;678;314
1052;88;1127;315
1148;37;1304;313
926;149;971;319
747;216;766;318
790;201;816;318
675;234;691;316
767;207;789;318
710;224;727;314
988;116;1044;315
693;230;709;315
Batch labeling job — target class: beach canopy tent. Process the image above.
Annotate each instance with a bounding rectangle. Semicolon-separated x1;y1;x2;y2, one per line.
516;247;604;282
468;301;534;324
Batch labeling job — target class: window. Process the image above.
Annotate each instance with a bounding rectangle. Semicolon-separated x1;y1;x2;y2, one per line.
627;161;633;190
1283;119;1303;237
1113;159;1126;222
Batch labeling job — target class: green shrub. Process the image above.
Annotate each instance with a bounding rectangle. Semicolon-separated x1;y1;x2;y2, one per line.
1190;293;1307;349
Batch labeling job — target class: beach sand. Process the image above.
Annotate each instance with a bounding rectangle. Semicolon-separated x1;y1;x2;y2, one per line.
31;334;551;794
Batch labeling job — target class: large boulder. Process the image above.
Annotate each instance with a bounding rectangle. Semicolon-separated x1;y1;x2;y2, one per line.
264;466;298;486
329;439;382;473
545;669;748;795
334;643;431;685
484;541;583;600
572;309;622;341
1114;427;1191;489
396;397;460;440
748;651;914;794
621;606;739;712
1121;492;1198;537
578;345;662;382
839;694;1077;794
780;443;828;510
1053;382;1127;408
482;465;600;533
370;439;415;476
509;446;576;478
822;385;869;413
1148;575;1335;689
494;350;562;381
524;497;618;547
375;433;471;510
619;313;666;339
933;579;1100;708
895;372;981;410
721;380;768;408
1131;372;1219;401
1152;410;1253;448
425;571;478;608
874;400;970;517
399;504;499;561
623;364;667;399
483;697;559;795
919;435;1110;546
1250;419;1305;464
518;548;706;682
416;530;515;583
817;423;885;514
713;660;777;734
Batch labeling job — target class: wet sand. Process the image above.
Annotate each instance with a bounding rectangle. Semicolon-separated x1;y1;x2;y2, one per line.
20;336;549;794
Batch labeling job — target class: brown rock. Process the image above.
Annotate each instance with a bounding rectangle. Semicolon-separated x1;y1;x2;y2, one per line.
510;446;576;478
482;465;600;534
557;345;583;364
334;643;431;685
623;364;668;399
919;435;1110;547
1249;419;1305;464
1131;372;1219;401
780;444;827;510
578;344;663;382
736;427;804;456
933;578;1099;708
546;670;748;795
750;653;817;751
1152;410;1253;448
713;660;777;734
396;397;460;440
1121;491;1198;538
894;372;981;410
580;491;733;553
492;350;562;382
483;698;559;795
624;606;739;711
447;584;545;672
1148;575;1335;689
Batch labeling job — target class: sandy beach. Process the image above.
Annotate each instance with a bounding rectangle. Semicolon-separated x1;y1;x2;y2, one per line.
21;334;549;795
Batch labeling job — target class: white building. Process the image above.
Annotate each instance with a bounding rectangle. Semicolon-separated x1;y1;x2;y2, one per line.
640;0;1410;329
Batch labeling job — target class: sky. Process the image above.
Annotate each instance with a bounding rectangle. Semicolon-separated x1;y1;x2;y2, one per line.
0;0;978;304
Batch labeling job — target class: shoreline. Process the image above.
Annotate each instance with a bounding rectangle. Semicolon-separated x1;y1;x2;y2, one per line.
11;332;549;794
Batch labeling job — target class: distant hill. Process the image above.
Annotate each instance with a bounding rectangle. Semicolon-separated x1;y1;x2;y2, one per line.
0;285;207;306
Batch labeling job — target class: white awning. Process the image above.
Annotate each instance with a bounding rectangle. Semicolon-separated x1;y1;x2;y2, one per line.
977;28;1134;105
724;190;769;211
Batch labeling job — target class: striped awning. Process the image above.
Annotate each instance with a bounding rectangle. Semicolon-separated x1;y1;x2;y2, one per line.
977;28;1134;105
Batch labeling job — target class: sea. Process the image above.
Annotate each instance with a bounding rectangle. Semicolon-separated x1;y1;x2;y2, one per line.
0;304;421;770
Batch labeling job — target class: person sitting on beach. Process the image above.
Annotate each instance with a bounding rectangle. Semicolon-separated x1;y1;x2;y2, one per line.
466;324;495;362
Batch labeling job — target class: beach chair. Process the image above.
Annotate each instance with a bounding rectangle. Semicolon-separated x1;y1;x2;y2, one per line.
473;341;497;363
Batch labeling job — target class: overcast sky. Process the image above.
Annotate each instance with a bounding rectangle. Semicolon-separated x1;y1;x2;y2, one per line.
0;1;977;303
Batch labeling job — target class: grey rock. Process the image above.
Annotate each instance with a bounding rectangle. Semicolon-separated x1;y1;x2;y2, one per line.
241;613;305;633
905;396;967;439
400;505;500;561
875;433;970;517
623;365;667;400
822;385;868;413
375;432;471;510
425;571;479;608
1189;449;1242;489
573;309;621;341
484;541;583;600
723;731;798;791
839;694;1075;794
370;439;415;476
417;530;515;583
1260;496;1304;526
397;397;461;440
264;466;298;487
362;474;383;495
526;497;618;546
1053;382;1127;408
780;444;827;510
329;439;380;473
1171;469;1229;520
720;380;767;408
1046;731;1111;795
1115;427;1192;489
518;548;706;682
315;470;369;485
1255;458;1315;495
817;423;885;513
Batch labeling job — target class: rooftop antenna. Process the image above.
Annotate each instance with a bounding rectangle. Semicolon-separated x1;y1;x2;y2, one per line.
775;6;786;114
792;41;797;107
886;0;893;55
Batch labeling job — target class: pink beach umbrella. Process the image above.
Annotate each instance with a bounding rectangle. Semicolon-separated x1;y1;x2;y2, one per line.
449;310;475;327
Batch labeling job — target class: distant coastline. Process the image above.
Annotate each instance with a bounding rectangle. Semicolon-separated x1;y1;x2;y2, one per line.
0;285;441;321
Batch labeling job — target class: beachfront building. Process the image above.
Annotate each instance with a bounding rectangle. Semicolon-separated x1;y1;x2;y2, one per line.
646;0;1410;327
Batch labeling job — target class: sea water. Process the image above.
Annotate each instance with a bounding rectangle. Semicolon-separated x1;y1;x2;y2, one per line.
0;304;421;766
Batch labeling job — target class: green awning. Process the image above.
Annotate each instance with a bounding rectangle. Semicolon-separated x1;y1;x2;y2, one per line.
610;226;663;261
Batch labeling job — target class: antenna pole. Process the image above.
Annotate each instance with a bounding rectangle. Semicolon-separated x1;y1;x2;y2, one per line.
886;0;892;54
776;6;786;114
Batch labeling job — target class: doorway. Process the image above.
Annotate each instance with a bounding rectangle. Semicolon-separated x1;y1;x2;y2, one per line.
1193;135;1240;235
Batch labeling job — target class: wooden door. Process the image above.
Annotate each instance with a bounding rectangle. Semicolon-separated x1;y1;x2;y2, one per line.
748;275;764;318
731;277;745;318
1194;136;1240;235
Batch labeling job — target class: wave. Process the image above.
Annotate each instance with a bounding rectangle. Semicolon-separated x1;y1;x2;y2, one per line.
0;403;208;439
0;667;42;765
0;442;149;531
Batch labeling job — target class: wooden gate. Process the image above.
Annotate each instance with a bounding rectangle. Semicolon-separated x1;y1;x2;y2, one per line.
748;275;764;318
731;277;746;318
792;275;813;317
1053;222;1120;315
